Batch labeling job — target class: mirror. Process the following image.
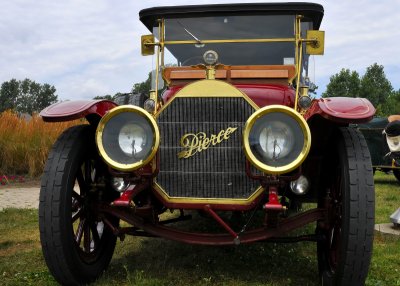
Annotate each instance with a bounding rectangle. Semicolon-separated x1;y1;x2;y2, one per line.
306;30;325;55
141;35;155;56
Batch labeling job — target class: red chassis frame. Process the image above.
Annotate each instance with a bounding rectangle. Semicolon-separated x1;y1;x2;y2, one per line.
99;203;326;245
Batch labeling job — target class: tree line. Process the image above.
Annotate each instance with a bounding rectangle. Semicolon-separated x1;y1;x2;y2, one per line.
0;79;58;114
322;63;399;116
93;72;152;102
0;73;151;115
1;66;398;116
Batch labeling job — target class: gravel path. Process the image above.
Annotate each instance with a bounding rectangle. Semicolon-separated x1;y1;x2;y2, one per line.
0;187;40;210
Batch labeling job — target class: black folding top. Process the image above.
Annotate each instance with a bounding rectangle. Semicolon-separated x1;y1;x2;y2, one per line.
139;2;324;31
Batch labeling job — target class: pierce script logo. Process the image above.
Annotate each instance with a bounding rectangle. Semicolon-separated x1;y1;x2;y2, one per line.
178;127;238;159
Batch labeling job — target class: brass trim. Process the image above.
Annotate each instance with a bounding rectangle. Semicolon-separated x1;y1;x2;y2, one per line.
141;34;155;56
153;20;163;103
206;65;216;80
163;38;296;45
147;38;319;47
178;126;238;159
154;182;264;205
294;15;302;111
155;79;261;205
96;105;160;171
294;40;303;110
243;105;311;175
156;79;259;117
306;30;325;55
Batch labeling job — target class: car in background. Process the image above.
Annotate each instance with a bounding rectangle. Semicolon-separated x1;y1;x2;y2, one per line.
358;117;400;182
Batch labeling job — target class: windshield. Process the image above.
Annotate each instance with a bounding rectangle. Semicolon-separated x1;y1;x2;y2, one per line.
153;15;313;67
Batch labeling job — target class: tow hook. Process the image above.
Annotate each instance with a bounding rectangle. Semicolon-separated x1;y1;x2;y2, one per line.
263;186;286;227
263;186;286;211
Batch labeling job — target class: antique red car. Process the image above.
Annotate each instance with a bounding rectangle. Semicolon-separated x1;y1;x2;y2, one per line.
39;3;375;285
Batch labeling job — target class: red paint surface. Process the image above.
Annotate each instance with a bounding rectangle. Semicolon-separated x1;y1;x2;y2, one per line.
204;205;238;238
101;204;325;245
151;181;263;211
304;97;375;123
112;182;150;207
263;187;284;210
163;85;375;124
40;100;117;122
163;84;295;108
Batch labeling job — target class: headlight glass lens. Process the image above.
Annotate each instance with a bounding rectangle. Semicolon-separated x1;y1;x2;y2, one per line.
250;113;304;167
244;106;311;174
103;113;153;164
118;123;147;156
97;106;159;170
258;121;295;160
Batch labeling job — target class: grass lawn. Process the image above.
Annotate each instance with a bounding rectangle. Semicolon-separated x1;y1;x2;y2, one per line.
0;172;399;286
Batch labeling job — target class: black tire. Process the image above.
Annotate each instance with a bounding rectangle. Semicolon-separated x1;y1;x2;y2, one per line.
393;169;400;183
39;125;118;285
114;93;147;107
317;127;375;286
128;93;147;107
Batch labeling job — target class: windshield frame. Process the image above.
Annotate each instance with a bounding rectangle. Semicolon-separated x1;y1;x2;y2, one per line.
150;14;312;111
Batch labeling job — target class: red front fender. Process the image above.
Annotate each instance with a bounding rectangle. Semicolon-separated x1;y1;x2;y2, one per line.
40;100;117;123
304;97;375;124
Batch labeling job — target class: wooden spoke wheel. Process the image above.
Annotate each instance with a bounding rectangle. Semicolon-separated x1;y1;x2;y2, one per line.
39;125;118;285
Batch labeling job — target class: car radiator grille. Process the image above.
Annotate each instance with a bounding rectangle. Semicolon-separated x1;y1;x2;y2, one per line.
157;97;260;199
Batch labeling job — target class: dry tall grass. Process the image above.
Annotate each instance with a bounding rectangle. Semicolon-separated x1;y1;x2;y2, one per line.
0;110;81;177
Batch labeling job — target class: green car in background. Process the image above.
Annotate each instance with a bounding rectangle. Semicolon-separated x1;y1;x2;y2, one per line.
358;117;400;182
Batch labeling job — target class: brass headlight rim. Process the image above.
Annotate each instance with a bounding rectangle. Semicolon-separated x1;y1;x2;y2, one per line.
96;105;160;172
243;105;311;175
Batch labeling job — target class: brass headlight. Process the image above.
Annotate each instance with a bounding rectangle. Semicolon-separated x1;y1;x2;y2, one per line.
243;105;311;174
96;105;159;171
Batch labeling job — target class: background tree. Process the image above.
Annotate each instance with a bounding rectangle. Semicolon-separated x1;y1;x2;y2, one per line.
0;79;19;112
359;63;393;107
322;63;396;116
379;89;400;116
322;68;360;98
93;92;134;101
0;78;58;114
132;72;151;94
93;73;153;102
93;94;113;100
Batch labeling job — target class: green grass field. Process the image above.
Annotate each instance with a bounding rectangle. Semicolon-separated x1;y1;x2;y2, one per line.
0;172;399;286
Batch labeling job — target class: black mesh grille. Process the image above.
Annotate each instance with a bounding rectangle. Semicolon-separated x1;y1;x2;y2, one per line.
157;97;260;199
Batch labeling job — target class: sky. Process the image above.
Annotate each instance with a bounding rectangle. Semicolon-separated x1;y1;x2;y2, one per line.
1;0;399;101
